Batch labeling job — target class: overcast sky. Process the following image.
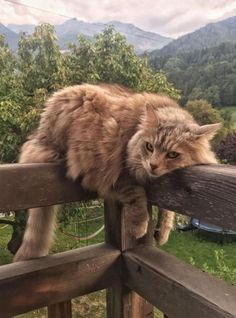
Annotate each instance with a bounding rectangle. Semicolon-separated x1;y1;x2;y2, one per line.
1;0;236;38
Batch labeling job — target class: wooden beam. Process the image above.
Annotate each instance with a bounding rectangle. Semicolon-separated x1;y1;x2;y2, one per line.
0;163;235;229
0;163;96;212
0;243;120;317
105;199;154;318
147;164;236;230
124;246;236;318
48;300;72;318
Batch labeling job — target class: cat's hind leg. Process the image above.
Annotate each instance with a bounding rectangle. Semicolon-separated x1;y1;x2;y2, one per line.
14;139;60;262
154;209;175;245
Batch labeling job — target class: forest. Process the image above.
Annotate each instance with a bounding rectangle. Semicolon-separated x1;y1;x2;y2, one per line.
149;42;236;107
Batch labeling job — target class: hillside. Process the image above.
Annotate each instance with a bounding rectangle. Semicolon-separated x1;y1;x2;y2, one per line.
0;24;19;51
149;42;236;106
5;19;172;53
150;15;236;57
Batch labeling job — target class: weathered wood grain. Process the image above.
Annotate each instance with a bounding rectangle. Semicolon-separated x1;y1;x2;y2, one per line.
0;163;96;212
147;164;236;230
0;163;235;230
124;246;236;318
0;243;120;317
105;199;154;318
48;300;72;318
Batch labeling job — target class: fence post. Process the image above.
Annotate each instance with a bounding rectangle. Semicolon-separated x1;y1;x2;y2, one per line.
48;300;72;318
105;199;154;318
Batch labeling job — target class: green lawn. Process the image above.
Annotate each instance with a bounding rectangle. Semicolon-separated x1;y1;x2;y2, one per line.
0;214;235;317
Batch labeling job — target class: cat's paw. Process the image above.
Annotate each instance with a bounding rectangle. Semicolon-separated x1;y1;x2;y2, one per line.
154;228;170;246
130;220;148;239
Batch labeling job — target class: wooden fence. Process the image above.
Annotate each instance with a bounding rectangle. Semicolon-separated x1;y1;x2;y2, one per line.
0;163;235;318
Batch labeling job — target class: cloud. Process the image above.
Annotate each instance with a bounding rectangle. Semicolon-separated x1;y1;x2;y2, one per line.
1;0;236;37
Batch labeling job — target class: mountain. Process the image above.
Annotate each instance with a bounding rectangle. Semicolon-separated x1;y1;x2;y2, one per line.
6;19;172;53
0;24;19;51
149;42;236;106
55;19;172;53
150;15;236;57
7;23;36;35
108;21;172;53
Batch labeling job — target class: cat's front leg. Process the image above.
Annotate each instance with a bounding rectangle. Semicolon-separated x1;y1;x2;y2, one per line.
115;185;149;238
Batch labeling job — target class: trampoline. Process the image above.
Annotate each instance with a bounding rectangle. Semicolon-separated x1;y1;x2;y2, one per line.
179;218;236;243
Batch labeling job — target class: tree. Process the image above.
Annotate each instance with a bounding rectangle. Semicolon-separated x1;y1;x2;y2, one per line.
149;42;236;106
67;27;180;100
185;99;226;143
204;85;221;107
0;36;30;163
186;99;223;125
215;132;236;164
17;24;68;94
189;87;205;101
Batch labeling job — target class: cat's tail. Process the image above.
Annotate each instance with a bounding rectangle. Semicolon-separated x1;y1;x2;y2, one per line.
154;209;175;246
13;138;60;262
13;206;59;262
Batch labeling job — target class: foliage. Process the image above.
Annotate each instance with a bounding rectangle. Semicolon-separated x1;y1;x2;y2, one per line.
150;42;236;106
190;249;236;286
215;132;236;164
17;24;68;94
57;201;103;230
185;99;223;125
66;26;180;99
185;99;228;143
220;107;236;130
162;231;236;286
0;24;179;164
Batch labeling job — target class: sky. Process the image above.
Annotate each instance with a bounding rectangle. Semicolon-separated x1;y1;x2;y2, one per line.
1;0;236;38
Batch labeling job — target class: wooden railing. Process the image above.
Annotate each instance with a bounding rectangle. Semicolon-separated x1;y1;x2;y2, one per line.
0;163;235;318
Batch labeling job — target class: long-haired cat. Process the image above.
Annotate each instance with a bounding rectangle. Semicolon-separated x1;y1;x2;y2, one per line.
14;84;220;261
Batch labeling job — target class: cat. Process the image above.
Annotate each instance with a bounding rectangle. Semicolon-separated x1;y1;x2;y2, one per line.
14;83;220;261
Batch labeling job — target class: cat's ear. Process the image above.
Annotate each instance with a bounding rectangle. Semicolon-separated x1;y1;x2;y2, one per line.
195;123;221;140
144;102;158;125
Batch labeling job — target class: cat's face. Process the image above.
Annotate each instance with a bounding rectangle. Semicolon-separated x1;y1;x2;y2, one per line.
127;103;221;182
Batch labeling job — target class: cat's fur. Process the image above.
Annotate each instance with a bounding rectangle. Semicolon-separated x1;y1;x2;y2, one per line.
14;84;220;261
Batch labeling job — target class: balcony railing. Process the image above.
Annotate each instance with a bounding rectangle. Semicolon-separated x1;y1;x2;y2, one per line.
0;163;235;318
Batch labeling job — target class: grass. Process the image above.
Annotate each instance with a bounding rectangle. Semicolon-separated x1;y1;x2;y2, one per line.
0;211;236;317
162;230;236;285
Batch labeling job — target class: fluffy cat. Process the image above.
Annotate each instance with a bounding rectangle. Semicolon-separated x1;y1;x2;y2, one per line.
14;84;220;261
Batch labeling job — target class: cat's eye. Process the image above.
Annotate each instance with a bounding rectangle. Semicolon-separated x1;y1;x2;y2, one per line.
166;151;180;159
146;142;154;152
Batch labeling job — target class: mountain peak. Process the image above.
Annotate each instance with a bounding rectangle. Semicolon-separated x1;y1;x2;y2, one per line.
4;19;172;53
153;14;236;56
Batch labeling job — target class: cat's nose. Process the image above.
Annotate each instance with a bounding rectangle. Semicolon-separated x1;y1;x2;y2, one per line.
150;163;158;171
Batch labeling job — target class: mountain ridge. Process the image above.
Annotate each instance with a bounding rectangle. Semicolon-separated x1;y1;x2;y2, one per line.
0;23;19;51
150;15;236;57
4;19;172;53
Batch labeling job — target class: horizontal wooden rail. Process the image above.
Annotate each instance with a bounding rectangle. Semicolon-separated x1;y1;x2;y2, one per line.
0;163;96;212
0;163;235;229
123;246;236;318
147;164;236;230
0;243;121;317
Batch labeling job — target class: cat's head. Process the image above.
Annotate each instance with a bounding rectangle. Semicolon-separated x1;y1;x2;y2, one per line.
127;100;221;182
